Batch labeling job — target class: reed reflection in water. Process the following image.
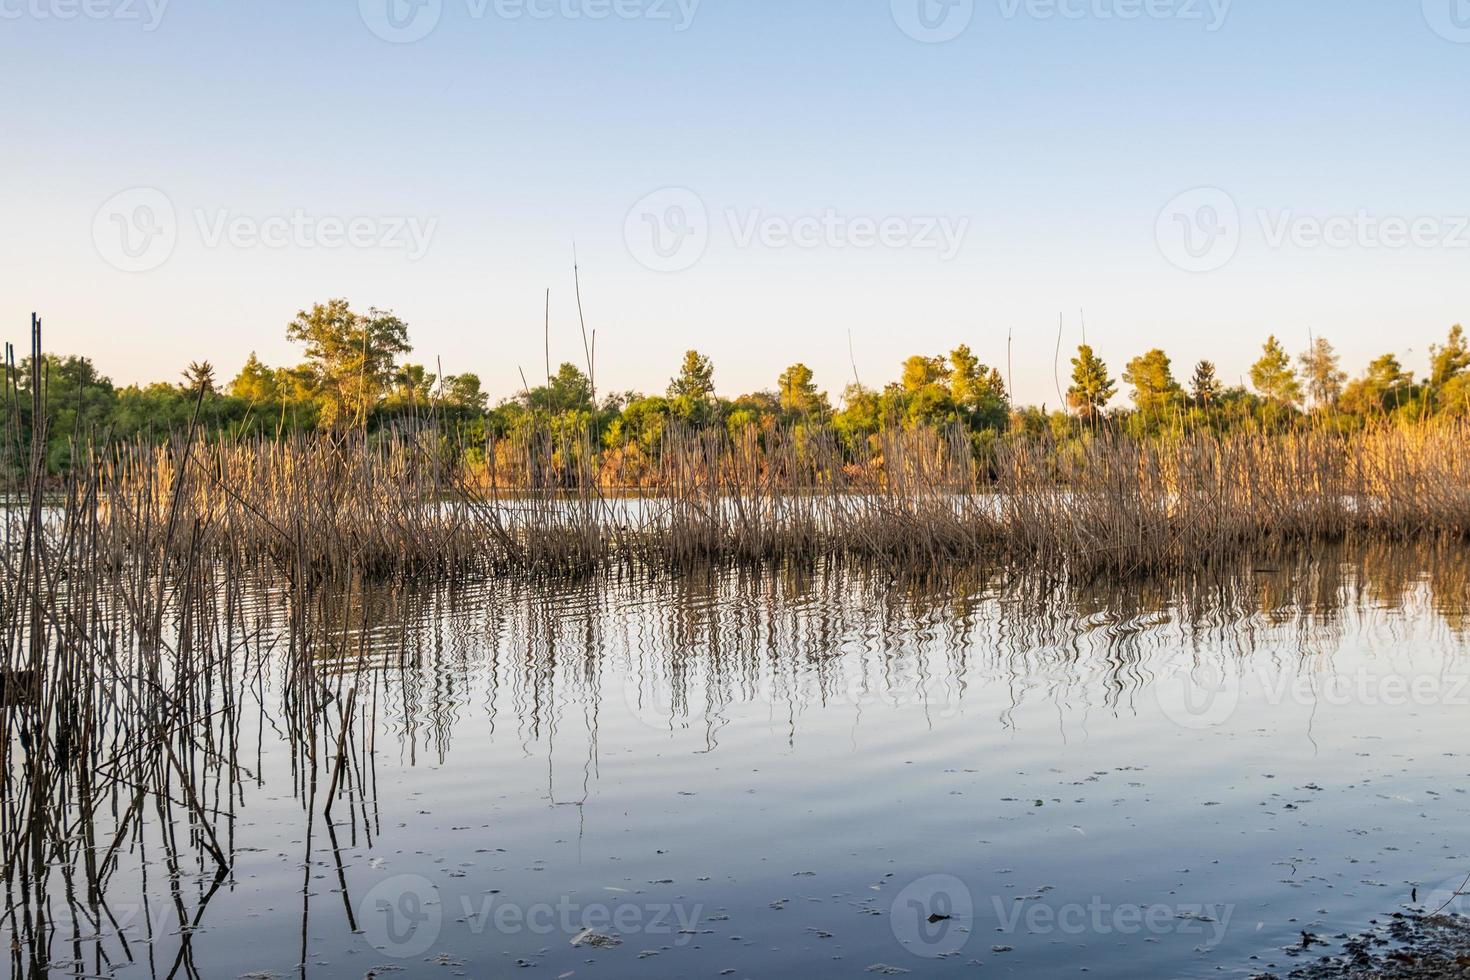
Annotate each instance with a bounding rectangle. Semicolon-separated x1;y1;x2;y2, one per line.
5;540;1470;979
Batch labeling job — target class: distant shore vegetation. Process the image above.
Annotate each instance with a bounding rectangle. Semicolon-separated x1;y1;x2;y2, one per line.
6;299;1468;475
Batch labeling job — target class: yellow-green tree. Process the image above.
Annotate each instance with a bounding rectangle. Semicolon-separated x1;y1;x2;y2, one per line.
667;350;715;401
286;299;411;429
1250;336;1302;408
1428;325;1468;393
901;355;949;392
1122;348;1182;417
777;363;827;416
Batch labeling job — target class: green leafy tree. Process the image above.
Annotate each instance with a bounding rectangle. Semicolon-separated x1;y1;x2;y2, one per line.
948;345;1009;429
1437;373;1470;417
777;363;827;416
1298;336;1346;410
286;299;411;430
667;350;715;401
230;353;276;401
1340;354;1416;417
606;395;672;452
1250;336;1302;408
901;355;949;392
443;373;488;413
1067;344;1116;421
517;363;595;421
1122;348;1182;417
833;383;883;449
5;355;119;471
727;390;781;434
389;363;436;409
1428;325;1469;393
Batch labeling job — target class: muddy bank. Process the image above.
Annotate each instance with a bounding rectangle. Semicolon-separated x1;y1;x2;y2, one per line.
1253;913;1470;979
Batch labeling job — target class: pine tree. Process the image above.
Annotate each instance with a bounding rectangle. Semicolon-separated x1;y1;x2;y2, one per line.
1067;344;1116;421
1250;335;1302;407
1189;361;1221;407
667;350;715;401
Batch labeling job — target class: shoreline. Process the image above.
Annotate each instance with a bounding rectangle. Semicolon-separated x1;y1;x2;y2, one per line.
1253;912;1470;979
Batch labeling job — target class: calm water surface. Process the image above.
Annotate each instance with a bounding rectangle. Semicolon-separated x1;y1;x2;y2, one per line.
11;543;1470;979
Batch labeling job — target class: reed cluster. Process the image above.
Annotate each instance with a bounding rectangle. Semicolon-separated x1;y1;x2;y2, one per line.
80;417;1470;581
1;333;382;976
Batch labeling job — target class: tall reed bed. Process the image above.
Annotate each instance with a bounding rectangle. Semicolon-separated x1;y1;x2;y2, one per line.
1;328;387;977
87;418;1470;580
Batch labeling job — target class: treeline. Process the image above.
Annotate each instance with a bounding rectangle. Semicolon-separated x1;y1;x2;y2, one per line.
6;298;1468;472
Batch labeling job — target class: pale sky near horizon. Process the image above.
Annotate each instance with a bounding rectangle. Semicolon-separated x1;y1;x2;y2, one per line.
3;1;1468;408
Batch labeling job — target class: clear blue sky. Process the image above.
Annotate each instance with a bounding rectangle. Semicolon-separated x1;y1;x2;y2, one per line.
3;1;1467;407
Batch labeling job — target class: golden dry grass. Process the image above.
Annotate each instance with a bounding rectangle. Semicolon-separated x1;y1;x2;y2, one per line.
85;419;1470;581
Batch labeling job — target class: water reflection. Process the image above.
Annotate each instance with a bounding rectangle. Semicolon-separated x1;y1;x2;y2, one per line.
5;540;1469;978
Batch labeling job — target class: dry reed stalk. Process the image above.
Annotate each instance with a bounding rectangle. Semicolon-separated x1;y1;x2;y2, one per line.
48;415;1470;583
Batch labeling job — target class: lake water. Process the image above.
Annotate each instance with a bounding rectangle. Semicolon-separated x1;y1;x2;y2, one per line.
8;541;1470;979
